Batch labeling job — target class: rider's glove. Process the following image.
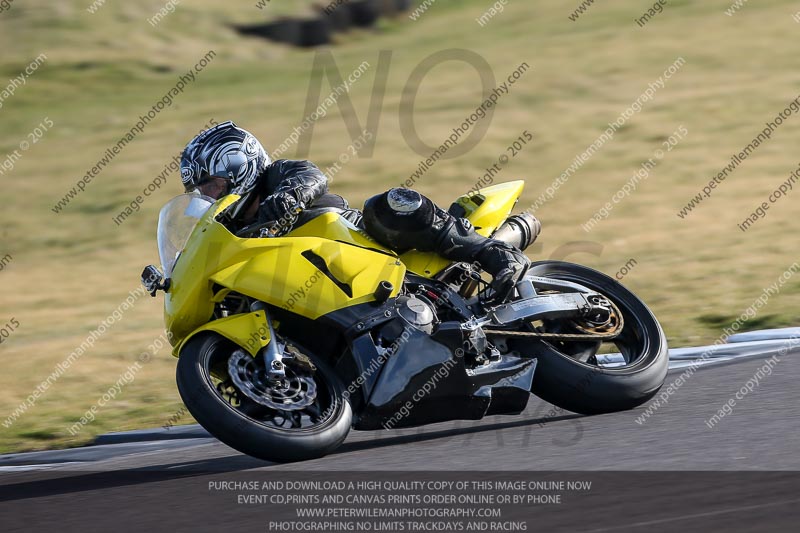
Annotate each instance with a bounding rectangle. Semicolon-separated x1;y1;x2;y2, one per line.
258;192;304;234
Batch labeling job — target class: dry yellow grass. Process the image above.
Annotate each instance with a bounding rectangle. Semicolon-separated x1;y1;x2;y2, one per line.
1;0;800;452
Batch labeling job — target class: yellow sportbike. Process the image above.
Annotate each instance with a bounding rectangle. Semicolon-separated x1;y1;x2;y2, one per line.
143;181;668;462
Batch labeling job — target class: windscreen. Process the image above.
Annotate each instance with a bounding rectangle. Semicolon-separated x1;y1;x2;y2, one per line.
156;193;216;276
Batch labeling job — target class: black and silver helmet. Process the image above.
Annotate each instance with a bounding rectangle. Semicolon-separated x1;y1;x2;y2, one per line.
180;121;269;195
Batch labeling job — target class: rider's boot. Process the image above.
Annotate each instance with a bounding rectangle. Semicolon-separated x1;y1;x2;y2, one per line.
433;216;531;297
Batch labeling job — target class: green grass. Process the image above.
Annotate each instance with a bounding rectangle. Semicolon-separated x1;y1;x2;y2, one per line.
2;0;800;452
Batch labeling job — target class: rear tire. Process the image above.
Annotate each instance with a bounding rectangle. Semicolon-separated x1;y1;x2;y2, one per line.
519;261;668;415
176;333;352;462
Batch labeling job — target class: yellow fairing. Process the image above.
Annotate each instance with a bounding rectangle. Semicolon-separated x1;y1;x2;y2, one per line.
176;311;271;357
285;211;391;250
165;197;404;354
400;180;525;277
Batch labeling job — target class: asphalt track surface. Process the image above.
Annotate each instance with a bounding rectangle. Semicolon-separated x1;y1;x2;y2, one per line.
1;333;799;531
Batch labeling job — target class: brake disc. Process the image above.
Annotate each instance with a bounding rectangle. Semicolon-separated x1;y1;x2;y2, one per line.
227;350;317;411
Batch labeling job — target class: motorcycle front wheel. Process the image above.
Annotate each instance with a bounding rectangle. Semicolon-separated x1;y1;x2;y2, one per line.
510;260;668;415
176;333;351;462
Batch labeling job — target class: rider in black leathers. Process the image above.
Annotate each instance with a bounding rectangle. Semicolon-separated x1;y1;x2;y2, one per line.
179;121;530;294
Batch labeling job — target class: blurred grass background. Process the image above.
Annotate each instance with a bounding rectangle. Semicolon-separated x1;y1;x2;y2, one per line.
1;0;799;452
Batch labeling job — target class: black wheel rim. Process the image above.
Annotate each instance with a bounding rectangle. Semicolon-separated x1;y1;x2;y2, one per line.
201;339;340;433
531;272;655;371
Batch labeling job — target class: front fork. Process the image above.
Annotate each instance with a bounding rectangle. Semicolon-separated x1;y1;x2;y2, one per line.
250;301;286;381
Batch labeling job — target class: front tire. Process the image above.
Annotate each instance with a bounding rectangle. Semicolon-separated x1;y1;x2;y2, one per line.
517;261;668;415
176;333;352;462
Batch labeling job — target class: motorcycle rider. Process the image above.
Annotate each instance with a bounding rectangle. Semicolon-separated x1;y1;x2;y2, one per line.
179;121;531;295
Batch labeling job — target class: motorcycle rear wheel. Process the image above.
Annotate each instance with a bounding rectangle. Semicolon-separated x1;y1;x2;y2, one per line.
176;333;351;462
513;261;668;415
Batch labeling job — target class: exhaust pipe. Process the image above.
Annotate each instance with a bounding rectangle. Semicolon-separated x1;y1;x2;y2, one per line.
491;213;541;251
